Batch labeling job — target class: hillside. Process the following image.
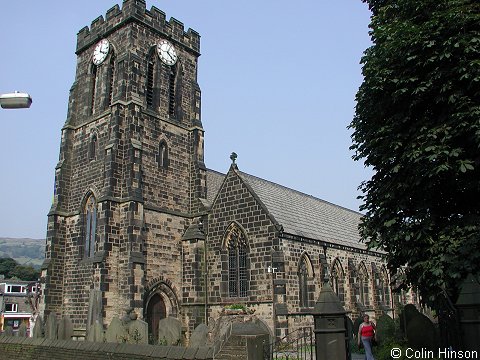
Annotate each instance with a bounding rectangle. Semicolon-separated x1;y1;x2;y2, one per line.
0;237;45;269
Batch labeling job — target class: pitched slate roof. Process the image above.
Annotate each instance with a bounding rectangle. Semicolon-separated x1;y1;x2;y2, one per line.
206;168;366;250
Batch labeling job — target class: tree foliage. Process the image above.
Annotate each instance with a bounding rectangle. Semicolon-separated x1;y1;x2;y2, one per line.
0;257;18;278
350;0;480;305
0;257;40;281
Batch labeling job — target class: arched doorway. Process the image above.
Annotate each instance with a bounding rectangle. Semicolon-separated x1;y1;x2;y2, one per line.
146;293;166;342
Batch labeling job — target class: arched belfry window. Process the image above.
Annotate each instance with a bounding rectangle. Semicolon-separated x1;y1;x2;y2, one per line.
84;194;97;258
330;258;345;304
146;51;156;108
357;263;370;307
91;65;98;115
167;64;176;117
157;141;169;169
224;223;248;298
89;133;97;161
298;254;313;307
107;52;116;106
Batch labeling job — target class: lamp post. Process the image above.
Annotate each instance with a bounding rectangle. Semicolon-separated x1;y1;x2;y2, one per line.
0;91;32;109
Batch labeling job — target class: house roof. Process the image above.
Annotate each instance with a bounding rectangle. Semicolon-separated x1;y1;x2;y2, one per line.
206;168;367;250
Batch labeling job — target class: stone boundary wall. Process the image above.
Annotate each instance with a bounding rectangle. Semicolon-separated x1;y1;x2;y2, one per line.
0;336;214;360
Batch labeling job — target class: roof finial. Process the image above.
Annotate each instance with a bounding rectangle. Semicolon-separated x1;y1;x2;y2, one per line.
230;152;237;164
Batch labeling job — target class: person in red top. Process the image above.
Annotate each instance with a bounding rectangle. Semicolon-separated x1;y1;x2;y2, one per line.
357;314;376;360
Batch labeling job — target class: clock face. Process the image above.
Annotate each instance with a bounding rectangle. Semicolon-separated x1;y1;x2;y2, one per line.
157;39;177;66
92;39;110;65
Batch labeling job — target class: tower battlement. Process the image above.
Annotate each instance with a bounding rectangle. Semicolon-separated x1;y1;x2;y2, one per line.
76;0;200;55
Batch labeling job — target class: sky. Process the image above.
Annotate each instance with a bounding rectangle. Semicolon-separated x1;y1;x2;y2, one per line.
0;1;373;239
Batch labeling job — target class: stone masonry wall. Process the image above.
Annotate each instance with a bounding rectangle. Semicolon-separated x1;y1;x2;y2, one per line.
44;0;205;335
0;336;213;360
206;167;279;332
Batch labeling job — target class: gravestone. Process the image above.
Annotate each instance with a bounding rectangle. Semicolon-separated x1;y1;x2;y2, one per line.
87;289;103;330
406;313;439;351
86;319;104;342
105;316;125;343
45;312;58;340
58;316;74;340
32;316;44;338
18;322;28;337
399;304;418;334
188;324;209;347
128;319;148;344
157;316;182;345
4;326;14;336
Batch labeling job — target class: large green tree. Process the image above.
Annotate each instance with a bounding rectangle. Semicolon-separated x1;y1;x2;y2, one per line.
0;257;18;278
350;0;480;305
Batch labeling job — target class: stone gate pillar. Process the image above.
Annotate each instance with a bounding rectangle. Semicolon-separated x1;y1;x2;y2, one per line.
312;283;350;360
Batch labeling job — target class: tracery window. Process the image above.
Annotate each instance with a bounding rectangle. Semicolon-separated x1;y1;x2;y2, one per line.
225;223;248;298
331;259;345;304
298;257;309;307
357;263;370;307
84;195;97;258
376;266;390;306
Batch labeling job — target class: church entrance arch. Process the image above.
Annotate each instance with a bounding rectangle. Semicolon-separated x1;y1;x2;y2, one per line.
146;293;166;342
144;280;179;343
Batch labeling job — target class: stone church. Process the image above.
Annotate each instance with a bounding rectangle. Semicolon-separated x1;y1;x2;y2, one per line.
41;0;414;341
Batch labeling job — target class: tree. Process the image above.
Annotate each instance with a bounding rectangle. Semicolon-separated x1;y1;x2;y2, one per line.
9;265;40;282
0;257;18;278
349;0;480;306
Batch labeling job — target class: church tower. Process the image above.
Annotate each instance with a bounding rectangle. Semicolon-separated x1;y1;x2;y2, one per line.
41;0;206;337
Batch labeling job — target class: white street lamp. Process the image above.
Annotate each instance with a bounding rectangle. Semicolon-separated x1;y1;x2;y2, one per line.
0;91;32;109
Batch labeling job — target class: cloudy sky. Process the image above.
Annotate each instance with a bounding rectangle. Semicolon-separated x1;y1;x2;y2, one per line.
0;1;372;239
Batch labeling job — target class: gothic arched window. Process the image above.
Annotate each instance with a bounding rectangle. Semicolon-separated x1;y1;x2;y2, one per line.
376;266;390;307
224;223;248;298
158;141;169;169
84;195;97;258
331;259;345;304
357;263;370;307
298;257;309;307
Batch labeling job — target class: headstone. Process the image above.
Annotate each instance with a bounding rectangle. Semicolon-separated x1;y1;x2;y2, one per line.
45;312;58;340
188;324;209;347
86;319;104;342
18;322;28;337
4;326;14;336
32;316;44;338
128;319;148;344
87;289;103;330
58;316;74;340
157;316;182;345
105;316;125;343
399;304;419;334
406;313;439;351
